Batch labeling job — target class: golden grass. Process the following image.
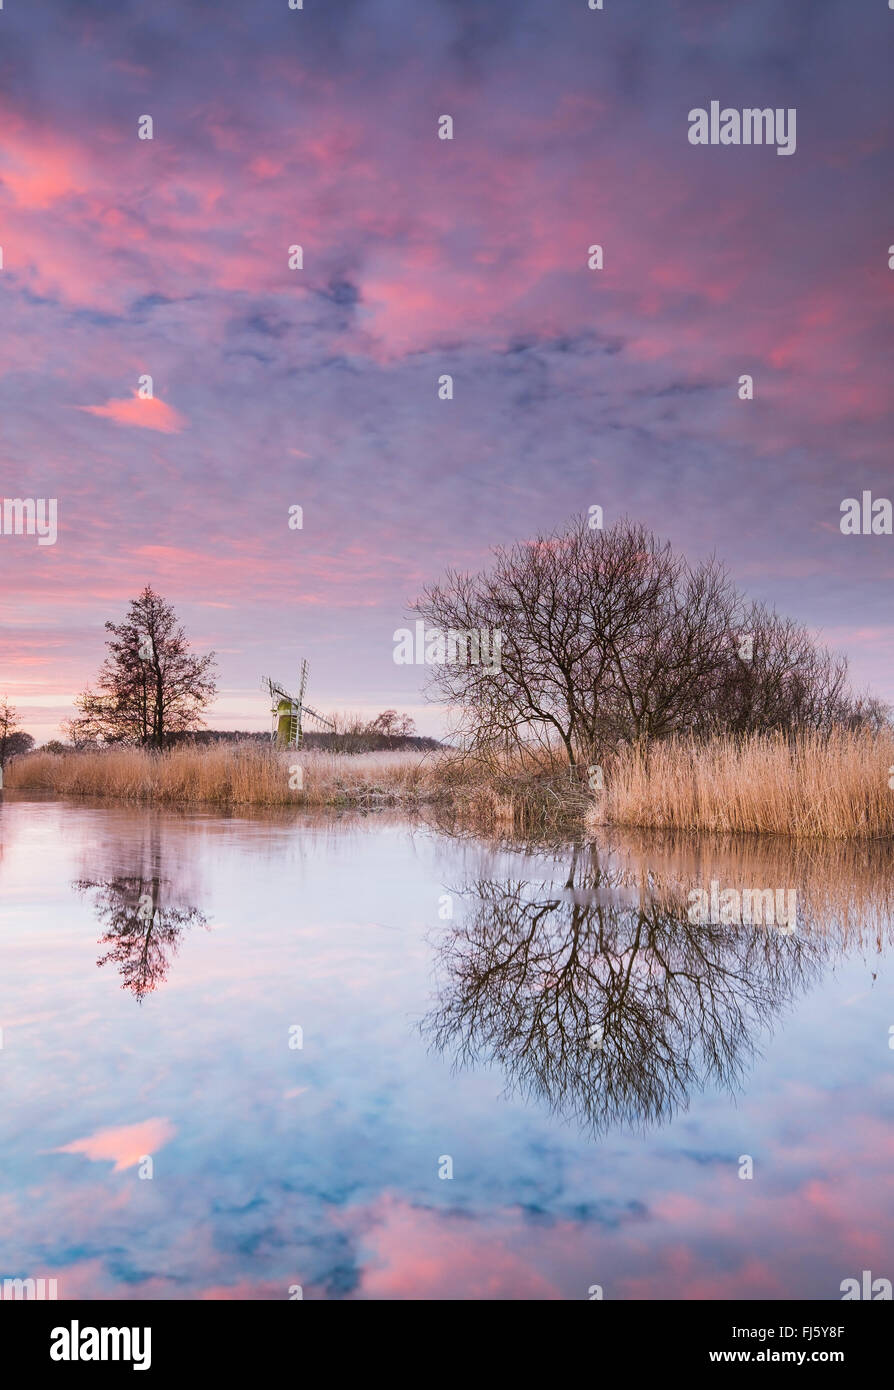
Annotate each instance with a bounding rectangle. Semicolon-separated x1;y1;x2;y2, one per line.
5;740;584;830
593;730;894;840
5;743;441;807
7;729;894;839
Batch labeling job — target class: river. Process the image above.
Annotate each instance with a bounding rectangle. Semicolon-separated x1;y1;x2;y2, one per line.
1;793;891;1299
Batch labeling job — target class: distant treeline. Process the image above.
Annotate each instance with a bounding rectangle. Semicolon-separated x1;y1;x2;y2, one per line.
164;729;443;753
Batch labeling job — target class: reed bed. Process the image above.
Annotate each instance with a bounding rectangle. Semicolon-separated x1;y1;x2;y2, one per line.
7;729;894;839
5;744;441;808
5;740;584;829
428;748;590;836
595;730;894;840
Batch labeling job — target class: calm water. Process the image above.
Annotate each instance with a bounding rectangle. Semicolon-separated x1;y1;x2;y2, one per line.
1;794;892;1300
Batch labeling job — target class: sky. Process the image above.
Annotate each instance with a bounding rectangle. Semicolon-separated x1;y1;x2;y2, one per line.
1;0;892;741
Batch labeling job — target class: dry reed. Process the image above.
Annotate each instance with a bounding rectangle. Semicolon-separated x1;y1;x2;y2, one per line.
594;730;894;840
7;729;894;839
5;743;440;808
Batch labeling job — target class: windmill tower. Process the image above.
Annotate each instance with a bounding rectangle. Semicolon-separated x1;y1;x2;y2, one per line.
262;659;335;748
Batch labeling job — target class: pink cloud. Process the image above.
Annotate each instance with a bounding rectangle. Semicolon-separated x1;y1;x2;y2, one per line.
0;118;88;209
77;392;187;433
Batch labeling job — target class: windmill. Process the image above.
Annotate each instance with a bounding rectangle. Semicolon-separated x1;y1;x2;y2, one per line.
262;659;336;748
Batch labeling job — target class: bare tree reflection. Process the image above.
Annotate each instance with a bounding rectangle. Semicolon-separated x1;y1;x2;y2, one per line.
75;824;207;1000
424;846;828;1135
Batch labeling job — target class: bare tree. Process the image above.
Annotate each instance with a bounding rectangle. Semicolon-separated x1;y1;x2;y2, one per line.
413;518;661;764
66;587;217;749
411;515;869;764
702;604;856;737
0;696;32;766
366;710;416;744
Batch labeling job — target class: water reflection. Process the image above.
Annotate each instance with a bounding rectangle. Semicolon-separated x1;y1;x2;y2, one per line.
2;795;892;1299
425;838;888;1135
75;822;207;1000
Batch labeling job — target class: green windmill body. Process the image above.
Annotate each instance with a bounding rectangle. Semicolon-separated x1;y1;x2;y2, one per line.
262;660;335;749
275;697;298;747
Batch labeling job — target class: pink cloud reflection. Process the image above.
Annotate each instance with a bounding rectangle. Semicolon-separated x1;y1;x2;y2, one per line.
53;1118;176;1173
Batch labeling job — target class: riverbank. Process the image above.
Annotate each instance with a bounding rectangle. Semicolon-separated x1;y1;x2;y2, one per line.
3;745;438;809
5;729;894;839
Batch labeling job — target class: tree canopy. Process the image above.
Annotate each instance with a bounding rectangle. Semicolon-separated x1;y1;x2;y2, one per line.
411;516;880;764
66;587;217;750
0;697;34;765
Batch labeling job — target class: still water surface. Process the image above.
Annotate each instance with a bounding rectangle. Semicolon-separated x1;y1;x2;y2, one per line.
1;794;892;1299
